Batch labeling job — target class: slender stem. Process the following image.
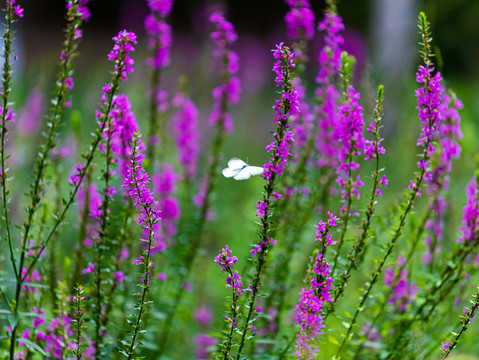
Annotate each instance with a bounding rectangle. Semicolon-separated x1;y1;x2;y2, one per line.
220;265;240;359
327;88;384;317
353;207;429;359
236;46;294;359
440;290;479;359
9;4;87;356
146;66;161;171
335;161;428;357
94;114;114;359
125;140;157;360
2;0;17;282
72;168;93;287
156;41;231;355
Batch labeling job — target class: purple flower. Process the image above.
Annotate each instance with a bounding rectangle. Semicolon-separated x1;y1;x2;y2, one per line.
114;271;127;285
193;334;216;360
214;245;237;272
0;107;16;123
214;246;243;296
144;6;172;70
110;94;143;183
172;93;200;181
8;0;23;18
294;252;334;358
17;87;45;136
208;12;241;134
284;0;315;40
66;0;91;22
423;90;463;262
414;64;443;181
336;86;366;215
108;30;138;81
314;11;344;169
151;164;180;252
262;44;298;183
122;134;161;241
33;306;46;329
384;265;419;312
315;211;340;246
68;163;85;187
194;306;213;327
457;177;479;244
82;262;95;274
441;341;450;352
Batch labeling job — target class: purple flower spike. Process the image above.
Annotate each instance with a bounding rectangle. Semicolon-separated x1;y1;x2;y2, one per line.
262;44;298;183
208;12;241;133
457;177;479;245
336;85;366;215
214;245;238;273
108;30;138;81
122;134;161;233
145;0;173;70
314;10;345;169
294;251;334;359
284;0;315;40
172;93;200;181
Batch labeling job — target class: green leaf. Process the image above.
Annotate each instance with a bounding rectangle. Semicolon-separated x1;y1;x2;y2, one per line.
328;335;339;346
18;338;47;356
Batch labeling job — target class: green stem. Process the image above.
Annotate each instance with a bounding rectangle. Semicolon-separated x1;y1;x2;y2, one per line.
94;114;114;359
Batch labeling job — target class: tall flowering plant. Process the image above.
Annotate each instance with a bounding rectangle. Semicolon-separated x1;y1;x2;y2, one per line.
1;2;479;360
235;43;298;358
120;133;162;359
294;213;338;359
335;12;444;357
156;11;242;354
144;0;174;167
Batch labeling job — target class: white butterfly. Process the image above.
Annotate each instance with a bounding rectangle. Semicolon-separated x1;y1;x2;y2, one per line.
222;158;264;181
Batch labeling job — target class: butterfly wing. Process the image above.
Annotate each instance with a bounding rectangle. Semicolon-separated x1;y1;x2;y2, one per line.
222;167;241;178
228;157;247;170
223;158;247;178
233;166;264;181
233;168;253;180
245;166;264;176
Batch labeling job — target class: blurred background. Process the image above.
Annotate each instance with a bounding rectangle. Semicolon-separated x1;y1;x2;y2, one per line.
11;0;479;220
4;0;479;357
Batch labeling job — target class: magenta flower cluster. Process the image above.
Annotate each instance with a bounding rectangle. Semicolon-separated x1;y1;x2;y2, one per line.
122;135;161;242
284;0;315;40
110;94;143;182
68;31;137;190
315;11;344;168
17;88;45;136
294;213;338;358
414;65;443;173
7;0;23;18
423;91;463;263
336;86;366;215
145;0;173;70
214;245;244;296
172;92;200;181
294;252;335;359
262;44;298;183
457;177;479;244
108;30;138;81
315;211;340;246
364;116;386;164
384;257;419;312
209;12;241;133
152;164;180;253
66;0;90;22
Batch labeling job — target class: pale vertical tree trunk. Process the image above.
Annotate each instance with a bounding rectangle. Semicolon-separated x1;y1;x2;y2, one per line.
370;0;417;132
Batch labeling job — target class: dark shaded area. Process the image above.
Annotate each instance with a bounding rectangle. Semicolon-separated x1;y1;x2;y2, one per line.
14;0;479;78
